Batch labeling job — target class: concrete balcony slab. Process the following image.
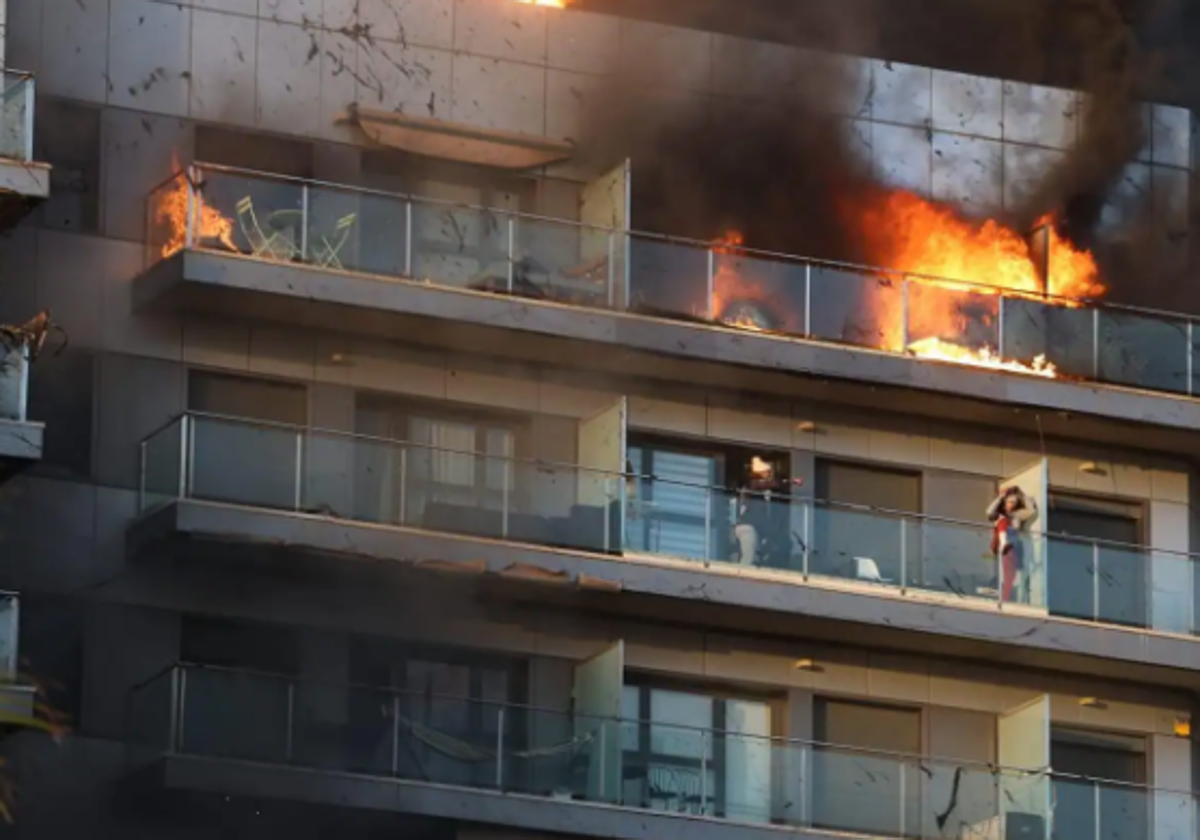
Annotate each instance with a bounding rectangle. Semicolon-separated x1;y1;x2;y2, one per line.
134;250;1200;458
126;499;1200;690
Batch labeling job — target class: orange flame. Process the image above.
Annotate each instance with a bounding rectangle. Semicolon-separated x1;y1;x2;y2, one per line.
710;230;776;331
850;190;1103;375
151;155;236;258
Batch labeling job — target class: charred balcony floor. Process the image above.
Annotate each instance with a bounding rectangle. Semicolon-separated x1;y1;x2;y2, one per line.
135;165;1200;456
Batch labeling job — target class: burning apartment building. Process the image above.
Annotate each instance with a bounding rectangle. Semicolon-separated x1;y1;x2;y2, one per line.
1;0;1200;836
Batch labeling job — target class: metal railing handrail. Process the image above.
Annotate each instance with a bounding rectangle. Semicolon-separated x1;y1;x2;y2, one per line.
144;409;1192;561
136;661;1196;796
173;161;1200;324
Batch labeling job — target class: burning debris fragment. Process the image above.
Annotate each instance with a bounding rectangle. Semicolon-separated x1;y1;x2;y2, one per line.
0;310;68;364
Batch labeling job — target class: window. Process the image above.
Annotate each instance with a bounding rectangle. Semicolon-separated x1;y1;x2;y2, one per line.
1047;493;1145;627
627;444;722;559
813;698;922;836
621;681;774;823
407;416;515;516
346;635;525;786
812;459;921;581
186;371;308;508
353;396;521;526
1051;729;1147;840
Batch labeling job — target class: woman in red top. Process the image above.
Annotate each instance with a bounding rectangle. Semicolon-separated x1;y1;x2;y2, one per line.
986;485;1039;604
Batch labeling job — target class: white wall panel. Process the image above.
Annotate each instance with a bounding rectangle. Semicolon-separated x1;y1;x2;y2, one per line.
545;68;604;144
931;132;1003;215
255;19;321;135
190;9;257;127
259;0;320;27
1003;82;1077;149
195;0;257;15
321;0;356;31
40;0;110;102
1002;143;1065;210
454;0;548;65
355;41;453;119
361;0;454;50
108;0;192;116
871;60;931;128
317;28;359;142
547;10;619;75
1151;104;1191;170
872;123;932;195
618;18;711;93
451;54;547;135
931;69;1003;139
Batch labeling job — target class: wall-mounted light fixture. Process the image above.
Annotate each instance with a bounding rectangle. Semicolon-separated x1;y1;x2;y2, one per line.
1078;462;1107;476
1079;697;1108;710
793;658;823;672
1174;716;1191;738
795;421;818;433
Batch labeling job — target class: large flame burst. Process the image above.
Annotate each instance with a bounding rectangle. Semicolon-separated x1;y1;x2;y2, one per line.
712;189;1105;379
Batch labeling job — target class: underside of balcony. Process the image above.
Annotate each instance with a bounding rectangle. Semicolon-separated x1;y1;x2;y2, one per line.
127;754;843;840
134;249;1200;460
123;499;1200;691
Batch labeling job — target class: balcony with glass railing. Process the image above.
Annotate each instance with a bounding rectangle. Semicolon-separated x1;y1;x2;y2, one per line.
0;71;49;204
137;412;1200;639
0;593;35;719
127;663;1195;840
143;163;1200;407
0;338;42;473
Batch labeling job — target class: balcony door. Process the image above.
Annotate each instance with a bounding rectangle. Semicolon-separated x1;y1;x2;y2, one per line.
812;698;921;837
621;681;774;824
1046;493;1145;627
625;444;722;560
353;401;515;536
1050;728;1146;840
186;371;307;509
811;459;921;585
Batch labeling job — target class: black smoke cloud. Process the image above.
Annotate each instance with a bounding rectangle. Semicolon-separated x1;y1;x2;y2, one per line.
574;0;1185;307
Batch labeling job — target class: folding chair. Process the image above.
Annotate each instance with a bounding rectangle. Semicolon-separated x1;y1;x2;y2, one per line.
235;196;294;260
312;213;357;269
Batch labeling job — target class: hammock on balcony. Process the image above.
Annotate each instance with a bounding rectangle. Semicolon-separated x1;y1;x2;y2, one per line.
398;715;597;764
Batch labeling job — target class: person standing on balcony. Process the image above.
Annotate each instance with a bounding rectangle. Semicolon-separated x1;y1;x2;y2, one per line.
733;457;803;568
986;485;1039;604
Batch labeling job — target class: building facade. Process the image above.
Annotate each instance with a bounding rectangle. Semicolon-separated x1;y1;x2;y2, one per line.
0;0;1199;838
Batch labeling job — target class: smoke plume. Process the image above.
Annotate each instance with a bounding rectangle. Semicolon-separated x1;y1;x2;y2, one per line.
575;0;1181;304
